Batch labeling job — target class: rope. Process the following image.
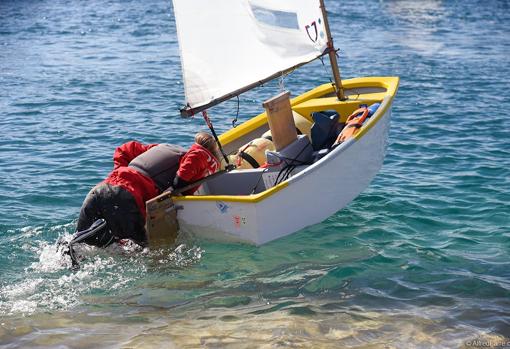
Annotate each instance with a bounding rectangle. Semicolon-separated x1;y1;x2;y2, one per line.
319;55;333;84
278;73;285;93
231;96;239;128
201;111;233;169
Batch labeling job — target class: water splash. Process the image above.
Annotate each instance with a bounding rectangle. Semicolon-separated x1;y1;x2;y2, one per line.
0;224;203;316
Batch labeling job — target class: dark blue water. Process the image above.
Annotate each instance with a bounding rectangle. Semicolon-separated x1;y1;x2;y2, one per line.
1;0;509;347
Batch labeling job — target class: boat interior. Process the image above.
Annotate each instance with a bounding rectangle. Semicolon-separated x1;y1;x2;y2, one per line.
194;80;392;197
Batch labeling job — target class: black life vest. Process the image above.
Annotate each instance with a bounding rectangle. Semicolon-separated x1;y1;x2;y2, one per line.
128;144;186;192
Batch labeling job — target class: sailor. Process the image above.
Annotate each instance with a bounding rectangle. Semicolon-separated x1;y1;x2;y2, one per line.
75;132;220;247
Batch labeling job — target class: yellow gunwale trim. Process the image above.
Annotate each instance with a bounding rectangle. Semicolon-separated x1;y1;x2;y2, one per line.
176;76;399;204
352;77;399;140
218;77;398;147
218;82;335;147
173;181;288;203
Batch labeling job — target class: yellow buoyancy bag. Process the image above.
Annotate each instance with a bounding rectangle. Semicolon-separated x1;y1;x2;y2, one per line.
262;111;312;142
235;138;276;169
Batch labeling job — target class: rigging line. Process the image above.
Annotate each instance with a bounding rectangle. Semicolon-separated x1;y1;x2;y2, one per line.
275;163;296;186
273;141;313;186
277;155;309;165
283;164;296;181
275;162;294;186
277;66;297;94
278;72;285;93
319;55;333;84
284;141;313;165
250;167;269;194
201;110;232;168
232;95;239;128
275;165;291;185
274;165;287;186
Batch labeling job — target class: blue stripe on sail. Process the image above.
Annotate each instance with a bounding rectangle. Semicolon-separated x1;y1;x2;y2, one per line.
250;5;299;30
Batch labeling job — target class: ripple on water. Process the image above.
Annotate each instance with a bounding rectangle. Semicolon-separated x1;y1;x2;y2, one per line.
1;0;510;346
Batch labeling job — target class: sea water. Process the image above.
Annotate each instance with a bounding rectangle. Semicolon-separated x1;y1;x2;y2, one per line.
0;0;509;347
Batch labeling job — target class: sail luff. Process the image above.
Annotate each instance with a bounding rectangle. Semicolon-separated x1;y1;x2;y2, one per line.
172;1;191;109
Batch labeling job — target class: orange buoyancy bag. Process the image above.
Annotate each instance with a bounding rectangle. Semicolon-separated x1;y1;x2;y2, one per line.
335;107;369;144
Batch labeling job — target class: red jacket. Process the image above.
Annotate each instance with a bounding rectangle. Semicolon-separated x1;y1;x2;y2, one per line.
104;141;219;217
176;143;220;194
104;141;159;218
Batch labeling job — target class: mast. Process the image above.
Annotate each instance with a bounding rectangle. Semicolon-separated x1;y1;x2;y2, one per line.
319;0;346;100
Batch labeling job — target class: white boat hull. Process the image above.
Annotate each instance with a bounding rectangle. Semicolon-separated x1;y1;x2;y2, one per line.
176;100;392;245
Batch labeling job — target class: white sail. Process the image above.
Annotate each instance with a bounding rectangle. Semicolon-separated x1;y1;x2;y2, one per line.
173;0;328;114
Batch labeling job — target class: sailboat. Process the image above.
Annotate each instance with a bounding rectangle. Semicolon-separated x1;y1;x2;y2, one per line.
146;0;399;246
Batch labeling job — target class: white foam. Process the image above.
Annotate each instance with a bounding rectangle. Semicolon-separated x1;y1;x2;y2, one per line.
0;229;203;317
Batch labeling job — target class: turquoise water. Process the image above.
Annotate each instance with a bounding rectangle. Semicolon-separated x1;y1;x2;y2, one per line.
1;0;509;347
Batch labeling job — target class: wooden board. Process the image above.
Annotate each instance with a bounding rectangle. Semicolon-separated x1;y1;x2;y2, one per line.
263;91;297;151
145;192;179;247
